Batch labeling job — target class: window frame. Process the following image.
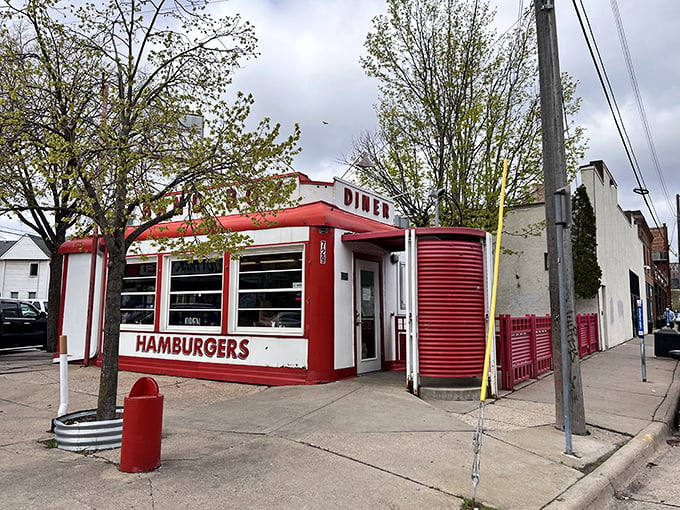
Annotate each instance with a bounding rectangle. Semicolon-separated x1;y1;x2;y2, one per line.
229;244;305;335
398;261;407;312
29;263;38;277
120;257;158;331
160;255;224;334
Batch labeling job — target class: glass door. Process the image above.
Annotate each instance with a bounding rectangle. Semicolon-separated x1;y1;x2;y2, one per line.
355;260;381;373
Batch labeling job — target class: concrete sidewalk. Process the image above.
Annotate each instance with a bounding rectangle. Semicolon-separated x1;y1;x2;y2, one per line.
1;335;678;510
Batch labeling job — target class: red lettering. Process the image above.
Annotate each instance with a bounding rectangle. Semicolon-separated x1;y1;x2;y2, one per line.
355;191;359;208
204;337;217;357
382;203;390;218
172;337;182;354
147;335;157;352
362;194;370;212
158;336;170;354
173;196;184;216
193;337;204;356
344;188;353;206
136;335;146;352
225;188;237;209
373;198;380;215
226;339;238;359
142;203;152;219
238;339;250;360
217;338;227;358
182;337;192;355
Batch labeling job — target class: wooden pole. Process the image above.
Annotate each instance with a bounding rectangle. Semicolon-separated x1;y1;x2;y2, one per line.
534;0;587;435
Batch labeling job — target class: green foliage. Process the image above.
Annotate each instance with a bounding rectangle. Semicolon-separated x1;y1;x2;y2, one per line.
39;438;57;449
571;185;602;299
1;0;301;256
0;0;300;419
460;498;498;510
353;0;586;230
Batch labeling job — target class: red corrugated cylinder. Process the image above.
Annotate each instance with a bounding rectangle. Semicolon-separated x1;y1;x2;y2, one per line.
417;239;486;377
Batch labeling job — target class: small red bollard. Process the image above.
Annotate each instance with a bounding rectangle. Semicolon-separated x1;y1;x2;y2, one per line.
119;377;164;473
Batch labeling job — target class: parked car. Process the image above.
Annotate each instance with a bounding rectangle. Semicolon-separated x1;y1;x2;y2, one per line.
31;300;48;315
0;298;47;349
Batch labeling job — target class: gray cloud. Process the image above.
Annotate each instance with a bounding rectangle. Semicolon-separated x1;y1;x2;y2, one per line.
218;1;678;257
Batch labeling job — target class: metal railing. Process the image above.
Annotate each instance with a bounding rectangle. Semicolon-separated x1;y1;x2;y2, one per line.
496;313;599;390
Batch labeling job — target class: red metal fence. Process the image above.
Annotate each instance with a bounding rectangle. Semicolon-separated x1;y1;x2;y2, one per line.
496;313;599;390
577;313;599;357
391;312;599;391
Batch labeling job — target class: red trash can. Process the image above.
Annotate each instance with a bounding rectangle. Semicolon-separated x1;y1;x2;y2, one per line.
120;377;164;473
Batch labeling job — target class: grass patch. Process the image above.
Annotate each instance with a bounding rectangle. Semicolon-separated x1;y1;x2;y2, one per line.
39;438;57;449
460;497;498;510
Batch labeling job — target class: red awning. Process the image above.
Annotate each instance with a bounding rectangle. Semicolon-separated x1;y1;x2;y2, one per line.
59;201;399;254
341;227;486;252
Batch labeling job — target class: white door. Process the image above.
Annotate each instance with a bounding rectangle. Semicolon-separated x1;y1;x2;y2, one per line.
355;260;381;373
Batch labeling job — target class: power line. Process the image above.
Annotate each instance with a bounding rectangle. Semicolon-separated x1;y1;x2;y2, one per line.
570;0;677;257
609;0;676;244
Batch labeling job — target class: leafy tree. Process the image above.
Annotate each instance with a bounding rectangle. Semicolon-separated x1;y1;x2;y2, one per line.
571;184;601;299
353;0;586;230
2;0;300;420
0;7;100;352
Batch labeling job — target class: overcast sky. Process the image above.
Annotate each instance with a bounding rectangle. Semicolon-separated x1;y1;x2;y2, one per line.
2;0;677;263
212;0;679;260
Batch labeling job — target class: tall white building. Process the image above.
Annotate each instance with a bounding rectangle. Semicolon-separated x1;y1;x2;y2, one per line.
497;160;646;350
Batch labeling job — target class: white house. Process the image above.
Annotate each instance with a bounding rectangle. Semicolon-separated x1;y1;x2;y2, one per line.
0;234;51;301
497;160;646;350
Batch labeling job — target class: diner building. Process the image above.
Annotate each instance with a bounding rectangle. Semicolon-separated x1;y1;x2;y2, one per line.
58;173;492;388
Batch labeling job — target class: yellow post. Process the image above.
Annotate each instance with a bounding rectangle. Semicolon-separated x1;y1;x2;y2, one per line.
479;160;509;402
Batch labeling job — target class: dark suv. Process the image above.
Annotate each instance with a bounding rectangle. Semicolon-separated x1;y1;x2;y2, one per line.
0;298;47;349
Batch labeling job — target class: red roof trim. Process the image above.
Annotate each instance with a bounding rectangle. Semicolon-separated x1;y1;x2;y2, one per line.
59;201;398;254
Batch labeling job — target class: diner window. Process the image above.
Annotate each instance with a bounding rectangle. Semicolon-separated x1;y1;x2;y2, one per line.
168;258;223;328
121;260;157;325
235;249;303;330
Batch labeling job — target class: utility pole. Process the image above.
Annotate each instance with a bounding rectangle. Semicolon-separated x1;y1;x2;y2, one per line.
534;0;587;436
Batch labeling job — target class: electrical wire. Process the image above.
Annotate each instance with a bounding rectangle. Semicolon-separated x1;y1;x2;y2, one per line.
571;0;676;257
609;0;676;249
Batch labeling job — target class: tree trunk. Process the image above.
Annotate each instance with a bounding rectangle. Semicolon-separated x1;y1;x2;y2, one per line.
45;252;64;353
96;231;126;421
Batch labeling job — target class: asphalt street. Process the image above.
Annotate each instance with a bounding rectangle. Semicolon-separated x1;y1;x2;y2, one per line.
614;431;680;509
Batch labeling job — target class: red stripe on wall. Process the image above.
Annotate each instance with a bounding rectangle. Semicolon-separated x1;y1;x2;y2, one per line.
113;355;352;386
305;227;335;375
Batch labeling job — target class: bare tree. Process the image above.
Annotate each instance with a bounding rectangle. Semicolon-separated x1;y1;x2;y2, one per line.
353;0;586;230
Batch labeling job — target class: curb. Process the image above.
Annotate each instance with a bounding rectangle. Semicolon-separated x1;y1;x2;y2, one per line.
543;378;680;510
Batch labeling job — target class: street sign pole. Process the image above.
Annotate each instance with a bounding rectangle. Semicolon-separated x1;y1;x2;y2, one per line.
638;299;647;382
